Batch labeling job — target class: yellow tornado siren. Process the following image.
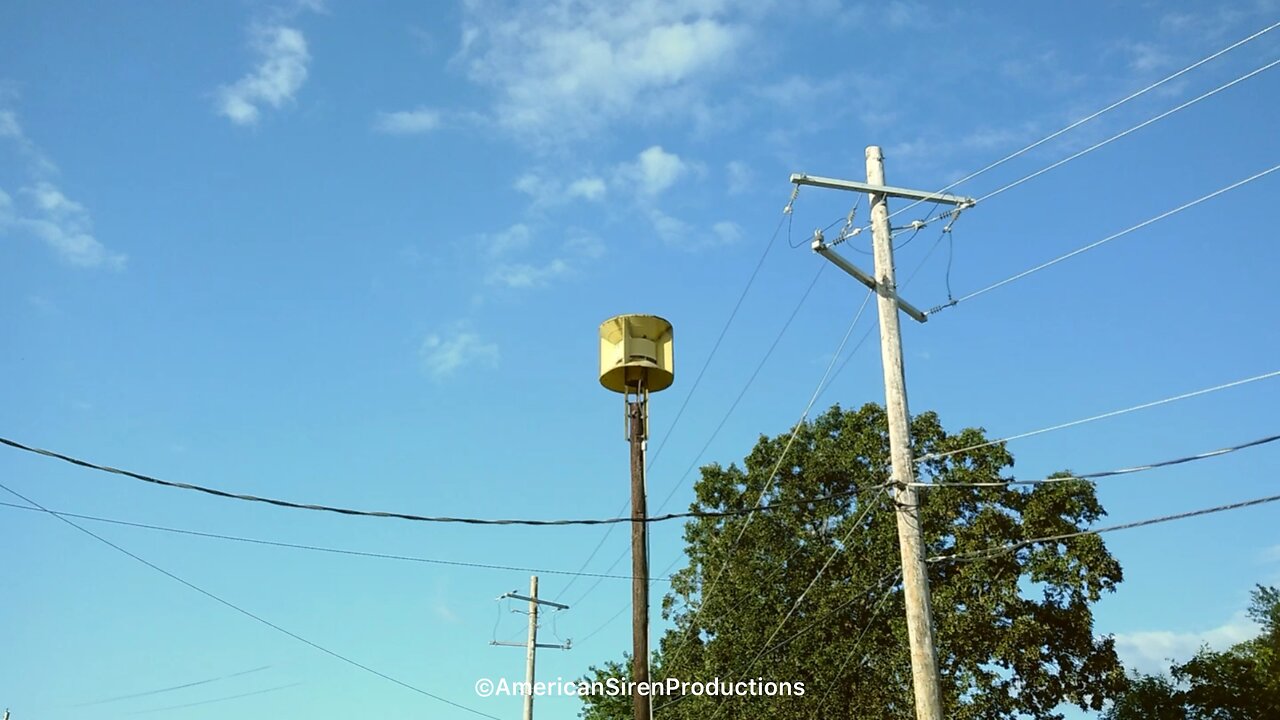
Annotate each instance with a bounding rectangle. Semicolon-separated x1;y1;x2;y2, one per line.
598;314;674;394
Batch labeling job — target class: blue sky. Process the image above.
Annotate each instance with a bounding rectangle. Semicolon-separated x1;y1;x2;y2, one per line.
2;1;1279;717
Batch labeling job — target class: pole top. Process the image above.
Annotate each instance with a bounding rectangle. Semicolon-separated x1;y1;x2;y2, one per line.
598;314;675;394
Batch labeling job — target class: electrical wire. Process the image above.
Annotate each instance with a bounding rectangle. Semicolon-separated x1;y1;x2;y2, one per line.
929;162;1280;312
72;666;271;706
603;224;951;653
562;261;832;607
0;500;676;581
809;573;901;717
910;433;1280;488
660;288;876;674
917;369;1280;464
0;436;880;527
818;219;953;398
826;20;1280;235
0;480;502;720
654;567;900;717
973;57;1280;205
127;683;302;715
712;498;881;702
926;491;1280;564
560;201;792;599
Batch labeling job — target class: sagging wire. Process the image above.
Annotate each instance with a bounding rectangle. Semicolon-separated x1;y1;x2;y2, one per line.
785;185;805;248
926;202;968;314
827;196;864;249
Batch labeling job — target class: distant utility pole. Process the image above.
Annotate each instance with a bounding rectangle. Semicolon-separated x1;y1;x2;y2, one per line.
793;147;974;720
491;576;571;720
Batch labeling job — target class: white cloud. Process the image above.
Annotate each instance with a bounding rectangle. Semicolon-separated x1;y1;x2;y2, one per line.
0;108;127;269
563;233;604;259
618;145;688;196
479;226;605;289
0;109;58;176
27;182;85;216
374;107;442;134
486;258;571;288
567;177;607;201
481;223;532;258
711;220;741;245
649;209;690;246
458;0;747;141
726;160;752;195
0;110;126;271
1113;612;1260;674
217;25;311;126
1124;41;1171;73
514;172;607;206
648;210;740;252
0;110;20;139
420;328;499;379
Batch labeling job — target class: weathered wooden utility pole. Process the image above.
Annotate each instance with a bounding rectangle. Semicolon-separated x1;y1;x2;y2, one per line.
793;147;974;720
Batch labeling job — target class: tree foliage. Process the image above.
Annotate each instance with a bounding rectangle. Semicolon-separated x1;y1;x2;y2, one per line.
1104;585;1280;720
580;403;1127;719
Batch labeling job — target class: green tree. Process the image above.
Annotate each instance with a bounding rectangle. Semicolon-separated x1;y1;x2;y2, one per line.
1104;585;1280;720
581;403;1127;719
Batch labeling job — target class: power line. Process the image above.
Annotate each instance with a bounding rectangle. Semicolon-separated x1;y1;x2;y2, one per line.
661;289;876;674
72;666;271;707
0;480;502;720
713;498;882;703
0;436;871;527
126;683;301;715
583;283;875;666
653;567;901;717
587;251;919;642
927;492;1280;564
910;433;1280;488
653;263;831;518
0;500;675;581
561;261;833;607
835;20;1280;234
928;162;1280;312
809;573;901;717
974;56;1280;204
918;369;1280;463
819;221;954;397
559;204;791;600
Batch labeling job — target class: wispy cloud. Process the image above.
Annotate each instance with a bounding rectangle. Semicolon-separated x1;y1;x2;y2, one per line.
0;110;126;270
486;258;570;289
420;326;499;380
481;223;533;259
217;25;311;126
16;182;125;270
457;0;747;142
0;109;58;176
616;145;688;197
726;160;752;195
1122;41;1171;73
373;107;442;135
566;177;607;201
1113;612;1259;674
649;210;740;252
514;172;608;207
482;227;604;289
